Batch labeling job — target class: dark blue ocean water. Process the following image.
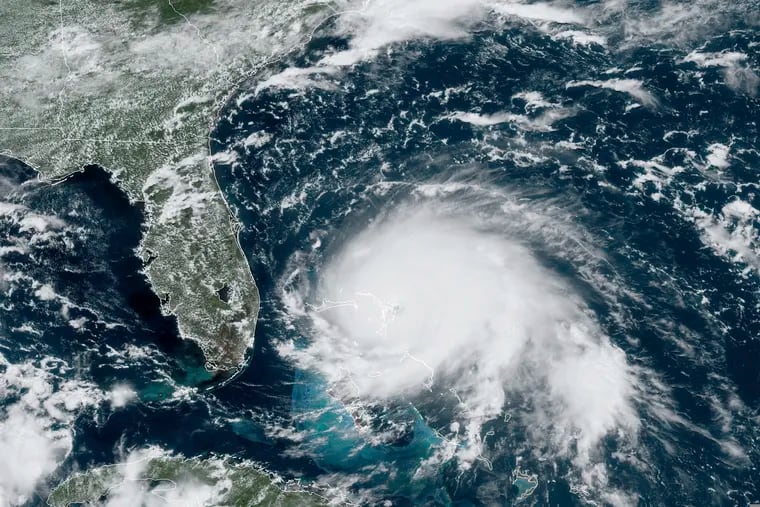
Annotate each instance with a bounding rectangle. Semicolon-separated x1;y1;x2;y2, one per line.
2;8;759;507
208;21;760;506
0;159;325;499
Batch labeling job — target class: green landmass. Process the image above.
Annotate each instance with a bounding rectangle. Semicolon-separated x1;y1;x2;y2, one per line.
0;0;330;372
47;453;329;506
123;0;217;24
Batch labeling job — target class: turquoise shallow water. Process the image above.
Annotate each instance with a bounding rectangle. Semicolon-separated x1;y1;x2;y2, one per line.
2;4;759;506
292;369;443;469
209;17;760;506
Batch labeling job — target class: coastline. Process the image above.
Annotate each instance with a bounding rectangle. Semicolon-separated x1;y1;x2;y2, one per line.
0;0;336;377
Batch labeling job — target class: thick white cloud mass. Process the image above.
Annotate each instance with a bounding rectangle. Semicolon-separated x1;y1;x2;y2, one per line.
101;449;222;507
278;186;645;498
257;0;756;92
0;354;102;506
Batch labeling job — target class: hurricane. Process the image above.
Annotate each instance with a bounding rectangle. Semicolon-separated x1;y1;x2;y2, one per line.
277;188;650;501
1;0;759;505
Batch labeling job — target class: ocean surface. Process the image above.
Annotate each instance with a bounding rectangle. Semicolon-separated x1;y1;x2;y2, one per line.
2;2;760;505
